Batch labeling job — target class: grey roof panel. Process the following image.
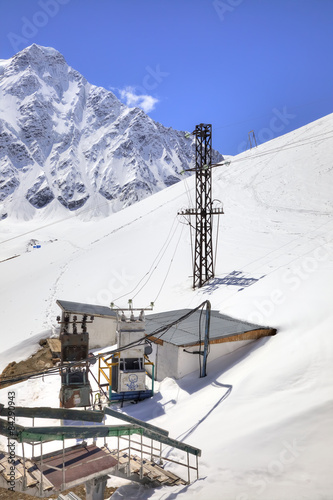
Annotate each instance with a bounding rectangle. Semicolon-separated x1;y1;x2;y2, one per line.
145;309;268;346
56;300;117;318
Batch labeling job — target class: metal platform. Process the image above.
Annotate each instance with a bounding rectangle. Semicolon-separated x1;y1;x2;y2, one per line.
109;389;153;404
0;405;201;497
41;444;118;490
0;445;186;497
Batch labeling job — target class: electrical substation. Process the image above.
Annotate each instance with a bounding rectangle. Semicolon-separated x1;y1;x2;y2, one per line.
56;301;155;408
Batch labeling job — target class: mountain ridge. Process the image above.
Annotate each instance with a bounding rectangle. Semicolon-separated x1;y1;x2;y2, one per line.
0;44;223;220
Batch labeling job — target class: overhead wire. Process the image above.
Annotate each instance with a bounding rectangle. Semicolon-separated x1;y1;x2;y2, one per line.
226;130;333;169
112;215;179;305
153;224;184;303
132;224;183;302
183;172;194;208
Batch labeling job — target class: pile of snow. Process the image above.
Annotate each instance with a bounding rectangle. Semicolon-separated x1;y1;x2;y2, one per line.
0;113;332;499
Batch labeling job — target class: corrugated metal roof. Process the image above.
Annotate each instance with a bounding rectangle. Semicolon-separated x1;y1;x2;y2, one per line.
145;309;267;346
56;300;117;318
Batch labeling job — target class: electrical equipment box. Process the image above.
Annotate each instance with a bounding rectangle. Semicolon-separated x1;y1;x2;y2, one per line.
58;314;93;408
60;366;92;408
114;312;146;394
118;371;146;392
61;333;89;362
60;384;92;408
98;308;154;404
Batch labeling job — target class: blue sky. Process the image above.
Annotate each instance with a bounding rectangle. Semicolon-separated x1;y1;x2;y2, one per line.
1;0;332;155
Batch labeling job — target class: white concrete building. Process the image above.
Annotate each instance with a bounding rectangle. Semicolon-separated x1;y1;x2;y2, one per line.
56;301;276;382
145;309;276;381
56;300;117;349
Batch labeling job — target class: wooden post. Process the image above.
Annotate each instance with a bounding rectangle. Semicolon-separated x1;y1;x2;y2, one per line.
140;433;143;479
39;441;43;497
22;442;27;490
32;417;35;458
117;435;120;471
62;438;65;489
128;434;131;476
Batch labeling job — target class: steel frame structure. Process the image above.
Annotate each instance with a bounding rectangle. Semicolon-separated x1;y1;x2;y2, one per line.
180;124;223;288
194;124;214;288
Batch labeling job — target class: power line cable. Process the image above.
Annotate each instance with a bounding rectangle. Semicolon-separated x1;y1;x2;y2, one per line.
153;224;184;303
226;130;333;169
112;216;179;304
131;222;182;301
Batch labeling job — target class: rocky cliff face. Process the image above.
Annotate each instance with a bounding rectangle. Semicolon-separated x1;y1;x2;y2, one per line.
0;44;223;220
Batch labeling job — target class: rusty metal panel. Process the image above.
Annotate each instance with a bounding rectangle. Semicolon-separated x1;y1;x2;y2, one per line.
60;385;91;408
60;333;89;362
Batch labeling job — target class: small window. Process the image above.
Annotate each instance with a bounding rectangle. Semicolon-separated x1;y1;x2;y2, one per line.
119;358;143;372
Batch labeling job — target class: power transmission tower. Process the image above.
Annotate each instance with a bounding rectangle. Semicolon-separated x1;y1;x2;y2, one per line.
179;124;223;288
248;130;257;149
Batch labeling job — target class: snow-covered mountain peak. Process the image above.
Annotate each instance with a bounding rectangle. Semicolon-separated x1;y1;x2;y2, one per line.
6;44;67;75
0;45;223;220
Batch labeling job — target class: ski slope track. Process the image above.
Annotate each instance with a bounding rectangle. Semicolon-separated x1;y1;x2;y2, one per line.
0;113;333;499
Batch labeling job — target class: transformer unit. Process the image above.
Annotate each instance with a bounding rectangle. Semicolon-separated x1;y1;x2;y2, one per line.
60;376;92;408
115;315;146;393
61;332;89;362
58;314;93;408
99;309;154;404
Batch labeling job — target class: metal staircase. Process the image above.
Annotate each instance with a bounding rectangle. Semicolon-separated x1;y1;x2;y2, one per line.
0;405;201;498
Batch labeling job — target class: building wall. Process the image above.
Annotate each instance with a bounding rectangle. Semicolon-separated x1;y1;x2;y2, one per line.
60;313;117;349
149;341;180;382
90;316;117;348
153;339;254;381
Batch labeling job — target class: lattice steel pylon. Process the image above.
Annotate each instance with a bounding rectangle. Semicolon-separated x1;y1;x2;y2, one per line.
179;124;224;288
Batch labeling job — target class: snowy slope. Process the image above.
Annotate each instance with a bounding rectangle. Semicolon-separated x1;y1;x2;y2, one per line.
0;113;333;499
0;44;223;221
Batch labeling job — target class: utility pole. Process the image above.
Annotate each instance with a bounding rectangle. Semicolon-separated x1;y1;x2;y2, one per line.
179;124;223;288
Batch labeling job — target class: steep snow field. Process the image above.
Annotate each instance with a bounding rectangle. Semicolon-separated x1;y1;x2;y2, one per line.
0;113;333;499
